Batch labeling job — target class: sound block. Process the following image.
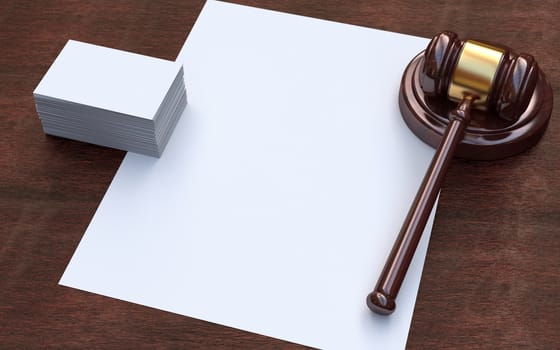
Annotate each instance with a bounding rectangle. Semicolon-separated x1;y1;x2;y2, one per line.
399;53;553;160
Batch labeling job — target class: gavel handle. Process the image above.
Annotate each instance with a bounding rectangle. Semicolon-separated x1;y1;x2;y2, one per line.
367;95;475;315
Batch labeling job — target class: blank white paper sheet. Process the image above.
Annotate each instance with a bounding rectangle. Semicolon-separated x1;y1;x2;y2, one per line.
60;1;436;349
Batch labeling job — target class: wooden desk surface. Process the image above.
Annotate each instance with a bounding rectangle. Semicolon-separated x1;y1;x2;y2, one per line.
1;1;559;348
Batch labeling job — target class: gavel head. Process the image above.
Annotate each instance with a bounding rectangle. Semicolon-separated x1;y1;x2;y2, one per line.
420;31;539;121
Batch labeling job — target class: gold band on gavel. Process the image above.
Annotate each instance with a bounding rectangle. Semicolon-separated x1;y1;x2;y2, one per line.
448;40;505;109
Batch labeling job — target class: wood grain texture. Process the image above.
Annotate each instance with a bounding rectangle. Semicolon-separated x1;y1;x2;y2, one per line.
1;1;558;349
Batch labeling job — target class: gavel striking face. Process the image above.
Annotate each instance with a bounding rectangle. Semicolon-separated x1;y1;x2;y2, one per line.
367;31;553;315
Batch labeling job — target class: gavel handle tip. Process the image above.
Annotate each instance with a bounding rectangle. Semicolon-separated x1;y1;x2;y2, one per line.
367;291;396;315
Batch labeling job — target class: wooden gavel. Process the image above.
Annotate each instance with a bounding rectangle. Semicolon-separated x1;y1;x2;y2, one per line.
367;31;552;315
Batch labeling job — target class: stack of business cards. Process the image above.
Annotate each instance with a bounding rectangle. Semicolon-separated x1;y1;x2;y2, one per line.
33;40;187;157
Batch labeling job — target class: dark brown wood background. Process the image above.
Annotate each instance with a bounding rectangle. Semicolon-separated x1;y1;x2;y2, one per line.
1;1;559;349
